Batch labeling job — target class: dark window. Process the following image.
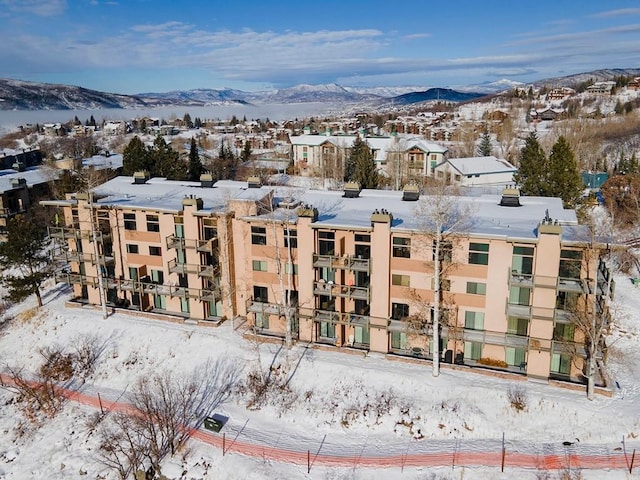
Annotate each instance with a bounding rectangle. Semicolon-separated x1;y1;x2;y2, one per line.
392;237;411;258
355;234;370;243
391;302;409;320
559;250;582;279
146;214;160;232
251;226;267;245
553;322;575;341
284;228;297;248
126;244;139;254
149;246;162;256
318;231;335;255
466;281;486;295
253;285;268;302
512;246;534;275
392;274;410;287
468;242;489;265
202;218;217;240
124;213;136;230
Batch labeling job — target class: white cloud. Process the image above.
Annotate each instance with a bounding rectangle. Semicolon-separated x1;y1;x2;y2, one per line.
0;0;67;16
592;8;640;18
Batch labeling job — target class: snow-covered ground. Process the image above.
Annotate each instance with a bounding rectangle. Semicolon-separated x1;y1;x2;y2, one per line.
1;270;640;479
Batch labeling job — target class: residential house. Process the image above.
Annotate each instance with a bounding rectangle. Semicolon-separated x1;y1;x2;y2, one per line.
432;156;517;187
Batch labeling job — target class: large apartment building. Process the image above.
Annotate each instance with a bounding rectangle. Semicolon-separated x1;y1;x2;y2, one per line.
43;175;613;387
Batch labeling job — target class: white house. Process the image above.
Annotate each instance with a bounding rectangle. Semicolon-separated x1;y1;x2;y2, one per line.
433;156;516;187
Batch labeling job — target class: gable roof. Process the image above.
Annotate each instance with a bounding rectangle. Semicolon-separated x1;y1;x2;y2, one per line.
435;156;517;176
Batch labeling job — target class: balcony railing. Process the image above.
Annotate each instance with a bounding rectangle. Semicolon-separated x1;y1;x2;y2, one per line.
509;269;534;286
313;254;370;273
198;264;220;278
166;234;186;250
0;206;26;218
197;237;218;253
48;225;89;240
557;277;586;293
311;309;370;327
168;259;199;275
313;280;369;301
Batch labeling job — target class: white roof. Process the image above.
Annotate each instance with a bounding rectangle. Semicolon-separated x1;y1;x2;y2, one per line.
436;156;517;176
0;167;58;193
89;176;584;243
82;154;123;170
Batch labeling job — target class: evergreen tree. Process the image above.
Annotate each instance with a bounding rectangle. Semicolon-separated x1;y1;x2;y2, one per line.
345;136;379;188
183;113;193;129
544;136;583;208
122;136;150;175
187;137;203;181
514;132;547;196
152;135;185;180
0;211;53;307
216;141;238;180
477;128;492;156
241;140;252;163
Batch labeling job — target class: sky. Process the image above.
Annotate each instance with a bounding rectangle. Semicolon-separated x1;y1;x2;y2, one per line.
1;0;640;94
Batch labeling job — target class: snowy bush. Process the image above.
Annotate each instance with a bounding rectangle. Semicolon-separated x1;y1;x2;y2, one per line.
507;384;528;412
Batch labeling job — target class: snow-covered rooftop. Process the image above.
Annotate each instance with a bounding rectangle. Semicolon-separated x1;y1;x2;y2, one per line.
0;166;58;193
439;156;517;176
91;176;584;242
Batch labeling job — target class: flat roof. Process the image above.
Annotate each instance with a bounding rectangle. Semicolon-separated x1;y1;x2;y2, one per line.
90;176;585;242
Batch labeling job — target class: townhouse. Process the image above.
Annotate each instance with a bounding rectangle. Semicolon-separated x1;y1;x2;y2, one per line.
43;175;613;387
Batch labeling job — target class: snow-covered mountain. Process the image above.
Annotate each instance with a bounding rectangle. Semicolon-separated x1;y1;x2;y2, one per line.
535;68;640;88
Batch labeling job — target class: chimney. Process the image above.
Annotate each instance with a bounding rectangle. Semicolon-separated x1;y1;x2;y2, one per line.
499;186;521;207
133;170;150;184
10;177;27;188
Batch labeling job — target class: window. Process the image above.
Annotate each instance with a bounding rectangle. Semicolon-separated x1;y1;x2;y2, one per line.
392;237;411;258
252;260;268;272
128;267;139;281
124;213;136;230
255;312;269;329
551;353;571;375
180;297;190;314
202;218;217;240
318;231;335;255
146;214;160;232
391;302;409;320
149;246;162;256
506;347;526;367
392;274;410;287
556;291;579;310
432;278;451;291
466;281;486;295
553;323;575;341
507;316;529;336
468;242;489;265
509;286;531;306
253;286;268;302
355;234;370;243
355;234;371;259
251;226;267;245
320;321;335;338
126;244;139;254
464;341;482;360
464;311;485;330
151;269;164;284
174;216;184;238
285;263;298;275
559;249;582;279
390;331;407;350
433;240;452;262
284;228;297;248
512;246;534;275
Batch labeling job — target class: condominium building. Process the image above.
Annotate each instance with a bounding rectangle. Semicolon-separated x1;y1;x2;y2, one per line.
42;175;613;387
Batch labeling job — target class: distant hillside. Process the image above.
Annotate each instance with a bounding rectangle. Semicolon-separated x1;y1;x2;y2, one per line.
384;88;487;106
0;78;155;110
535;68;640;88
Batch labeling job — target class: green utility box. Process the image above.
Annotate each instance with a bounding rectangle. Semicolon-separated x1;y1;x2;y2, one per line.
204;416;224;433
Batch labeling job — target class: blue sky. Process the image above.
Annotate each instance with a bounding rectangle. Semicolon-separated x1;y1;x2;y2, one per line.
1;0;640;94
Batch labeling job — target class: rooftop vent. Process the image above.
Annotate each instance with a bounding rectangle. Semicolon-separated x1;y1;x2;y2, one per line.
343;181;361;198
10;177;26;188
133;170;150;184
12;160;25;172
499;186;521;207
402;183;420;201
247;176;262;188
200;172;214;188
279;197;301;209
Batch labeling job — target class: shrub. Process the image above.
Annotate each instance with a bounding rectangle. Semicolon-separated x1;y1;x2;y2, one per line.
477;357;509;368
507;384;528;412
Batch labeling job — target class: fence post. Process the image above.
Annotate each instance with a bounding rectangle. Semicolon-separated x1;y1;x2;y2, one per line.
222;433;226;456
97;392;104;414
630;449;636;474
307;450;311;474
501;432;506;473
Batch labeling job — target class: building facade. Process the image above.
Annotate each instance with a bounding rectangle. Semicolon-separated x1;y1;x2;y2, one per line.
43;176;613;386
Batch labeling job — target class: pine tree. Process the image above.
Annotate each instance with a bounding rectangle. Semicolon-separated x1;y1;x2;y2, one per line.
345;136;379;188
477;128;492;156
187;137;203;181
122;136;150;175
514;132;547;196
0;211;53;307
152;135;185;180
544;136;583;208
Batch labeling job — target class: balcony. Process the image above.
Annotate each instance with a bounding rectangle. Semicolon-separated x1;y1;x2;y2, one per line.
197;238;218;254
313;254;370;273
557;277;586;293
509;269;534;286
48;225;89;240
313;280;369;301
198;264;220;278
54;272;97;287
168;259;199;275
246;297;284;316
311;309;370;327
0;206;26;218
166;234;186;250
